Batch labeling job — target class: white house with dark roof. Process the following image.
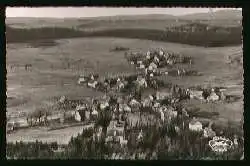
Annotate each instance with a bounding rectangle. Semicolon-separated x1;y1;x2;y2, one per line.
189;117;203;132
207;88;219;102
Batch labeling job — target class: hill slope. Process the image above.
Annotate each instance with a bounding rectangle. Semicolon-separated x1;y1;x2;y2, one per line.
179;9;242;20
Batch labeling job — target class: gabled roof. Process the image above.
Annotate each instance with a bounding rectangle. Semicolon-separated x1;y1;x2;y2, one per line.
189;119;202;126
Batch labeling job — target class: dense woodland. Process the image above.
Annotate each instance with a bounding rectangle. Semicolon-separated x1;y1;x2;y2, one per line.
6;24;242;47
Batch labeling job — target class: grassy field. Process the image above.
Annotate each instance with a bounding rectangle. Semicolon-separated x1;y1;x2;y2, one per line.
7;124;94;144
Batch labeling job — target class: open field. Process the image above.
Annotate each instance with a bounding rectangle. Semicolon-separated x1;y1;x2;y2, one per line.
7;37;243;129
7;123;94;144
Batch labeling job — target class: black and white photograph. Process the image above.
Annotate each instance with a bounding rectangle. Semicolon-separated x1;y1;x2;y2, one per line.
5;7;243;160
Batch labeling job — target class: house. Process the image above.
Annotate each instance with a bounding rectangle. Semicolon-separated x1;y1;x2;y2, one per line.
85;110;91;121
15;118;29;128
93;126;103;141
74;111;81;122
137;64;145;69
60;110;79;123
203;127;216;138
167;59;174;65
75;104;90;121
207;88;219;102
78;76;87;84
141;98;152;108
146;51;151;57
6;121;14;133
99;101;109;110
161;106;177;122
149;62;158;70
137;129;143;142
129;98;140;106
156;91;171;100
159;50;164;56
233;135;239;147
91;107;98;120
159;109;165;122
90;74;95;80
115;81;125;91
189;90;204;100
219;90;226;101
136;76;147;88
153;102;161;110
59;96;66;103
137;60;143;65
87;80;98;88
119;103;131;112
189;117;203;132
154;56;160;64
120;138;128;147
106;120;125;143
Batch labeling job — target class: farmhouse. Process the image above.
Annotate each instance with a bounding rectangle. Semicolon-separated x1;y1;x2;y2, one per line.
207;88;219;102
7;121;15;133
203;127;216;138
119;103;131;112
141;97;152;108
137;129;144;142
106;120;126;143
59;96;66;103
149;62;158;70
189;117;203;132
78;76;88;84
87;80;98;89
189;90;204;100
91;107;99;120
156;91;171;100
136;76;148;88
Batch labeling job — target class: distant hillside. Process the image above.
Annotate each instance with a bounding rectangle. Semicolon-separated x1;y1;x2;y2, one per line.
6;10;242;30
6;10;242;47
77;14;177;21
179;9;242;20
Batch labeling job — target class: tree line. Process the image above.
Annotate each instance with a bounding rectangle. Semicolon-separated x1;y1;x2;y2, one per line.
6;25;242;47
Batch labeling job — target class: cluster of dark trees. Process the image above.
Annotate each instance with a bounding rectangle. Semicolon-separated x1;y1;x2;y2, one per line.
7;141;60;159
6;25;241;47
7;108;244;159
89;28;241;47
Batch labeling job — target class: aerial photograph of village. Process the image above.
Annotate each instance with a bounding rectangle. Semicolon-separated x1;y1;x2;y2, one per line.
6;7;243;159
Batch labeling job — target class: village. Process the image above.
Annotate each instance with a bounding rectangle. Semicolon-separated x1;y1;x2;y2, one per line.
6;46;243;159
